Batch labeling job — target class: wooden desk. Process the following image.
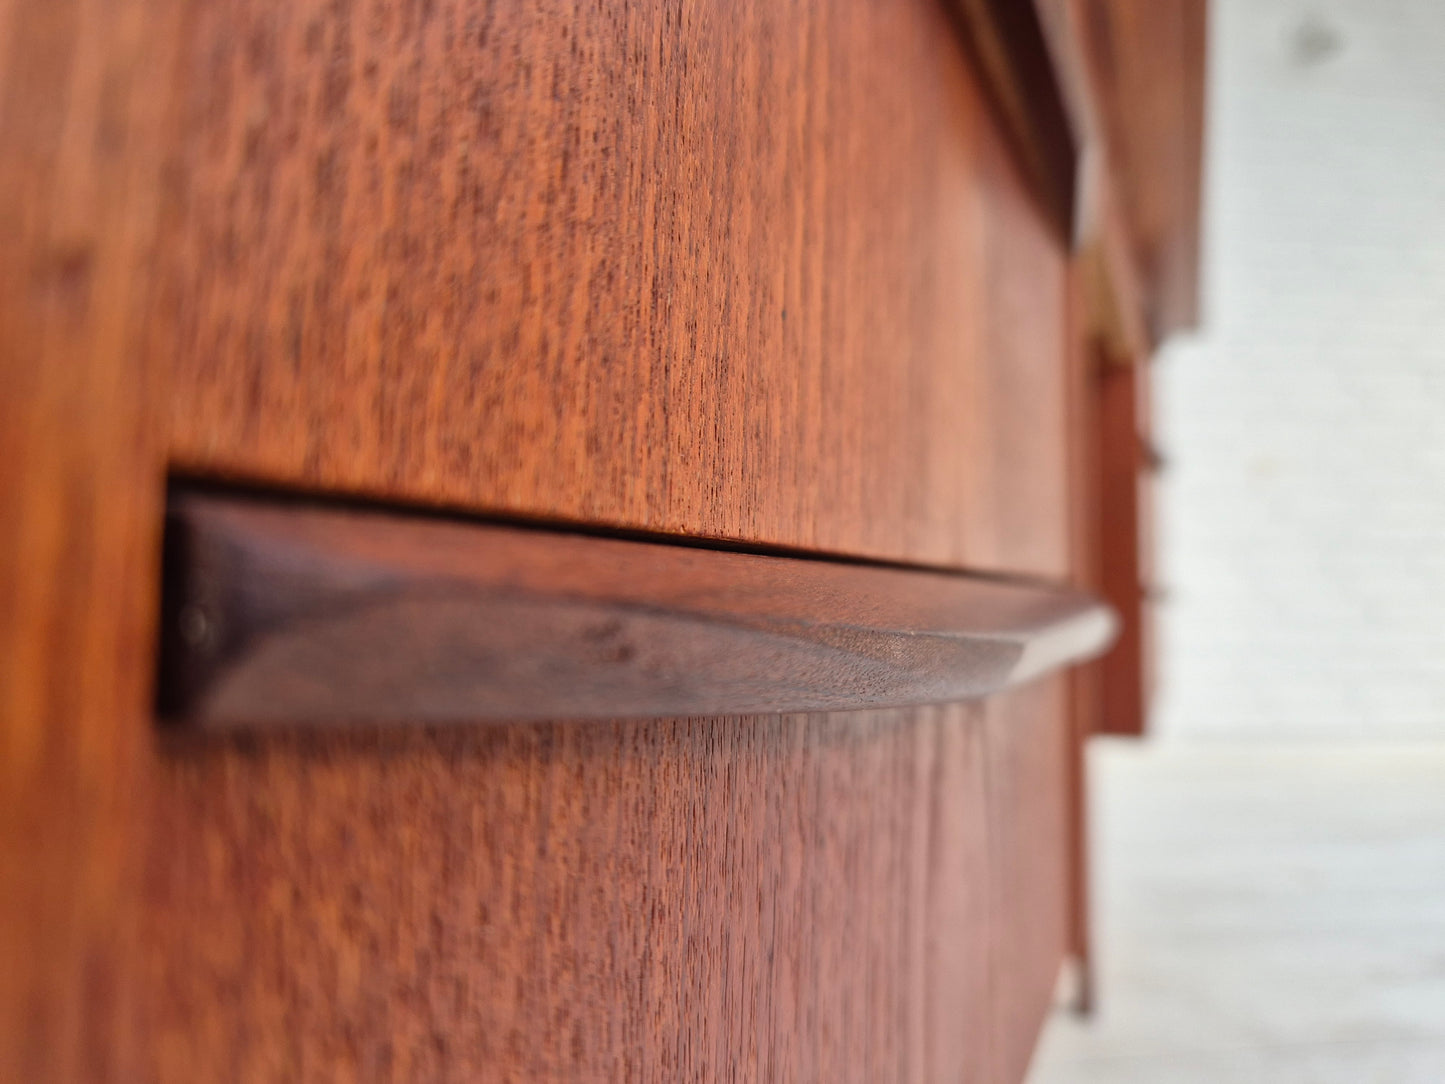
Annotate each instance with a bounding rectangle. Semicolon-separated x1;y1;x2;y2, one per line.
1;0;1203;1078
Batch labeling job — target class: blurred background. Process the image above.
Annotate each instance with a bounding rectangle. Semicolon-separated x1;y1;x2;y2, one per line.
1033;0;1445;1079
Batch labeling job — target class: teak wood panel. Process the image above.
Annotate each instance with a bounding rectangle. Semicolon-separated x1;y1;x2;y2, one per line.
3;0;1099;1077
984;677;1071;1084
161;0;1071;579
143;680;1071;1083
0;0;180;1077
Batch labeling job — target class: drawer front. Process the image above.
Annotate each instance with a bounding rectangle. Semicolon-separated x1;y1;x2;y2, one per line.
162;0;1070;578
145;681;1070;1084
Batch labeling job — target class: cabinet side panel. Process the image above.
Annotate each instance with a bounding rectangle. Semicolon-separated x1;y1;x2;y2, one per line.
0;0;176;1075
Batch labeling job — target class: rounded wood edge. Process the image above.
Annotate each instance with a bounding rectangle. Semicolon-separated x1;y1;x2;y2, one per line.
159;490;1118;729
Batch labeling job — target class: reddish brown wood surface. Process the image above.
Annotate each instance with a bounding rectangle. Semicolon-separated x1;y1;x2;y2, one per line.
946;0;1079;238
0;0;178;1078
1062;261;1101;1008
143;678;1071;1083
0;0;1152;1076
1071;0;1207;339
985;677;1072;1081
159;0;1071;580
159;492;1114;728
1093;358;1151;736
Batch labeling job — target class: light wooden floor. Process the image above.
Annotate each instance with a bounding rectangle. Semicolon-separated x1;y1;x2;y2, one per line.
1029;741;1445;1083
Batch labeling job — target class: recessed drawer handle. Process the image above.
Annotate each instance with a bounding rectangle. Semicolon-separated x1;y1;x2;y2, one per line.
158;489;1116;729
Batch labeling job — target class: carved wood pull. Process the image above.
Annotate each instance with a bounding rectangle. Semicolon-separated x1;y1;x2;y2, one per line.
158;490;1115;728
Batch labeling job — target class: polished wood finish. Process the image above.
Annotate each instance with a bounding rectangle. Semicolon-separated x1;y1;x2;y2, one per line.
160;0;1071;579
160;492;1114;728
144;680;1070;1083
0;0;178;1077
0;0;1204;1076
985;677;1073;1080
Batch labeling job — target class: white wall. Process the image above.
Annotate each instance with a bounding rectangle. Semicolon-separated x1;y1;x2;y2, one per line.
1154;0;1445;740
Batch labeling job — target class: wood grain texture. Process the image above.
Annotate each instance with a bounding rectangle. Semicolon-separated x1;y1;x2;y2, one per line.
0;0;178;1076
0;0;1182;1076
143;680;1070;1083
984;677;1072;1082
159;0;1071;579
159;491;1115;728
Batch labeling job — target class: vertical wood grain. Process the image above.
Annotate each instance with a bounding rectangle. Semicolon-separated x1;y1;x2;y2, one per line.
0;0;177;1075
983;677;1072;1082
1;0;1104;1077
158;0;1071;579
143;706;1000;1083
